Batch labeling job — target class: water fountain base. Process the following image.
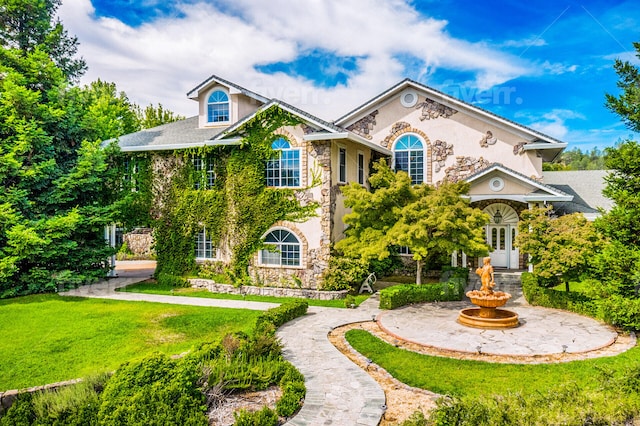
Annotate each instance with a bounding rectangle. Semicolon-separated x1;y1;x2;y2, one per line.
458;308;519;329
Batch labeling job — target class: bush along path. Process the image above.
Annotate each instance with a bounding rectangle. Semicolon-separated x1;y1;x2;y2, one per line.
56;277;387;425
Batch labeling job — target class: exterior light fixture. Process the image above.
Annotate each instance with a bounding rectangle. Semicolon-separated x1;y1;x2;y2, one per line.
493;209;503;224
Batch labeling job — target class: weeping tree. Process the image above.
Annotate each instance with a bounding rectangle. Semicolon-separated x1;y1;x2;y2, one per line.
337;160;490;284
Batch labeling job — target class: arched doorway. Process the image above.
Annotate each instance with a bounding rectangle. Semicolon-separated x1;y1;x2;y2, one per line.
483;203;519;269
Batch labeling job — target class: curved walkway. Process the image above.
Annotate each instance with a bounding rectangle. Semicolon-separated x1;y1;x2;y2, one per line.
61;262;386;426
60;262;634;425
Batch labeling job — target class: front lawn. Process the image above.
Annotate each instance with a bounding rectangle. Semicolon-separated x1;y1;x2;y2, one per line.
0;294;261;391
118;280;370;308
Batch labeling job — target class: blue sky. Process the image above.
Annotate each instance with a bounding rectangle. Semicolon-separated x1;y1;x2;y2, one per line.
59;0;639;151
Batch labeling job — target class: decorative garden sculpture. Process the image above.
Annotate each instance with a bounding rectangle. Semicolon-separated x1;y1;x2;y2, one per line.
458;257;519;329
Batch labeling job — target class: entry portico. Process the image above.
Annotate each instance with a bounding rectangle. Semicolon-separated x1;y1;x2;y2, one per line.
464;163;573;269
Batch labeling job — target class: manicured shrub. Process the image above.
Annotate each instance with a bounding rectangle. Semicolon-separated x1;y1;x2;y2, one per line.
156;272;190;288
255;300;308;332
276;364;306;418
97;353;208;426
522;272;640;331
233;406;278;426
599;295;640;331
379;280;465;310
320;256;369;291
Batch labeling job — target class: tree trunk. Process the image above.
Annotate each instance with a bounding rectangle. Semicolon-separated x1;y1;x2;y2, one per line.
565;280;570;292
416;259;422;285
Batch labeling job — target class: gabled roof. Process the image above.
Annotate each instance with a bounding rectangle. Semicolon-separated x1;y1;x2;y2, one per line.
334;79;567;160
216;99;391;154
186;74;269;104
464;163;573;203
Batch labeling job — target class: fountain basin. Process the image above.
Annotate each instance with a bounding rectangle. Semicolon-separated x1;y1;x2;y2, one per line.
458;307;519;329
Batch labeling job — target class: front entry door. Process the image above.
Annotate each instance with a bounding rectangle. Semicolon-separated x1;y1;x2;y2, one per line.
487;225;509;268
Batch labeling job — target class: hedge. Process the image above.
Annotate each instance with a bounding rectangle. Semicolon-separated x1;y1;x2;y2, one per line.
255;299;309;331
156;272;190;288
522;272;640;331
379;279;465;310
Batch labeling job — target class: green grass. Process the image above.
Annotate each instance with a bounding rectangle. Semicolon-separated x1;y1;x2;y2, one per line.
117;280;370;308
0;294;261;391
345;329;640;398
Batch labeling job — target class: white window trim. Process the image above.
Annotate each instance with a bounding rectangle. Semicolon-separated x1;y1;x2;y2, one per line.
266;139;302;188
195;227;220;261
392;133;426;185
357;150;365;185
206;88;231;125
258;227;304;269
338;145;347;184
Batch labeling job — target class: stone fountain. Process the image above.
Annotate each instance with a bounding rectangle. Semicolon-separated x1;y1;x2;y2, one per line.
458;257;519;329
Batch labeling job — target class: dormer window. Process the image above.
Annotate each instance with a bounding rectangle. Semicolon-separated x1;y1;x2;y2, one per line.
207;90;229;123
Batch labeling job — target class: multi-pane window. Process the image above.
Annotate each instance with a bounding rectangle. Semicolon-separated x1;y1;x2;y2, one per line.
193;156;216;189
195;228;216;260
357;152;365;185
260;229;301;267
339;147;347;183
394;134;424;184
398;246;412;256
266;138;300;187
207;90;229;123
123;158;139;192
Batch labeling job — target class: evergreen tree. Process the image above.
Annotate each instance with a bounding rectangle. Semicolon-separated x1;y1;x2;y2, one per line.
0;0;86;81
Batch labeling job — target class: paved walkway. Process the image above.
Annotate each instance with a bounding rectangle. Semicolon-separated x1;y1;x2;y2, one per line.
60;261;635;425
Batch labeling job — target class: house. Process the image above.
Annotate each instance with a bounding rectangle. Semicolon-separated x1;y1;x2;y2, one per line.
112;75;606;287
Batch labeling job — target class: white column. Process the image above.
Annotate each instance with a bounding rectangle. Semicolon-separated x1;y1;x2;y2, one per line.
527;202;534;273
106;224;118;277
451;251;458;267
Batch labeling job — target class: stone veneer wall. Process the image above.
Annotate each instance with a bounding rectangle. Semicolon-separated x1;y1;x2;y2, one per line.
190;279;347;300
123;228;154;256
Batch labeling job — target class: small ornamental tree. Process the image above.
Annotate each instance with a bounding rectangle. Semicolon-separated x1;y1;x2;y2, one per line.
516;206;604;290
390;181;489;284
337;160;490;284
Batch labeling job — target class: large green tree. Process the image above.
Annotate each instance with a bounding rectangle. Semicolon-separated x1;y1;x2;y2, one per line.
337;160;489;284
0;1;157;297
593;41;640;298
0;0;86;81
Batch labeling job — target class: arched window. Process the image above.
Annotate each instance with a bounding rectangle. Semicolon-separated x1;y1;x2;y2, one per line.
260;229;301;266
394;134;424;184
207;90;229;123
266;138;301;187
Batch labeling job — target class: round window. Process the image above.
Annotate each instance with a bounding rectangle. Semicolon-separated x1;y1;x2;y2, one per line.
400;90;418;107
489;177;504;192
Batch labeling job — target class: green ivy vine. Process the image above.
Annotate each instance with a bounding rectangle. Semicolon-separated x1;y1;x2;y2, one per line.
142;106;319;281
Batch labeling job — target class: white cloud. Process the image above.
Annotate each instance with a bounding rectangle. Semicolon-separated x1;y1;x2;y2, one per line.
526;109;586;140
501;36;547;48
58;0;532;120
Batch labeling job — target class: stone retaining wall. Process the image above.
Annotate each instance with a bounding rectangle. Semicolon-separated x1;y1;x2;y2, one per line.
0;378;82;415
189;279;348;300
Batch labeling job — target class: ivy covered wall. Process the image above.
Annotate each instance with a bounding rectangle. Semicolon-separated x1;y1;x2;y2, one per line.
124;108;329;286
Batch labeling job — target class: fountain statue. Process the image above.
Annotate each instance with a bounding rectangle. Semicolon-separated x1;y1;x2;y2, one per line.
457;257;519;329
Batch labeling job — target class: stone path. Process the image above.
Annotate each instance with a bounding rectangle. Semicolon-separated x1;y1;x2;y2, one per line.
277;297;385;425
